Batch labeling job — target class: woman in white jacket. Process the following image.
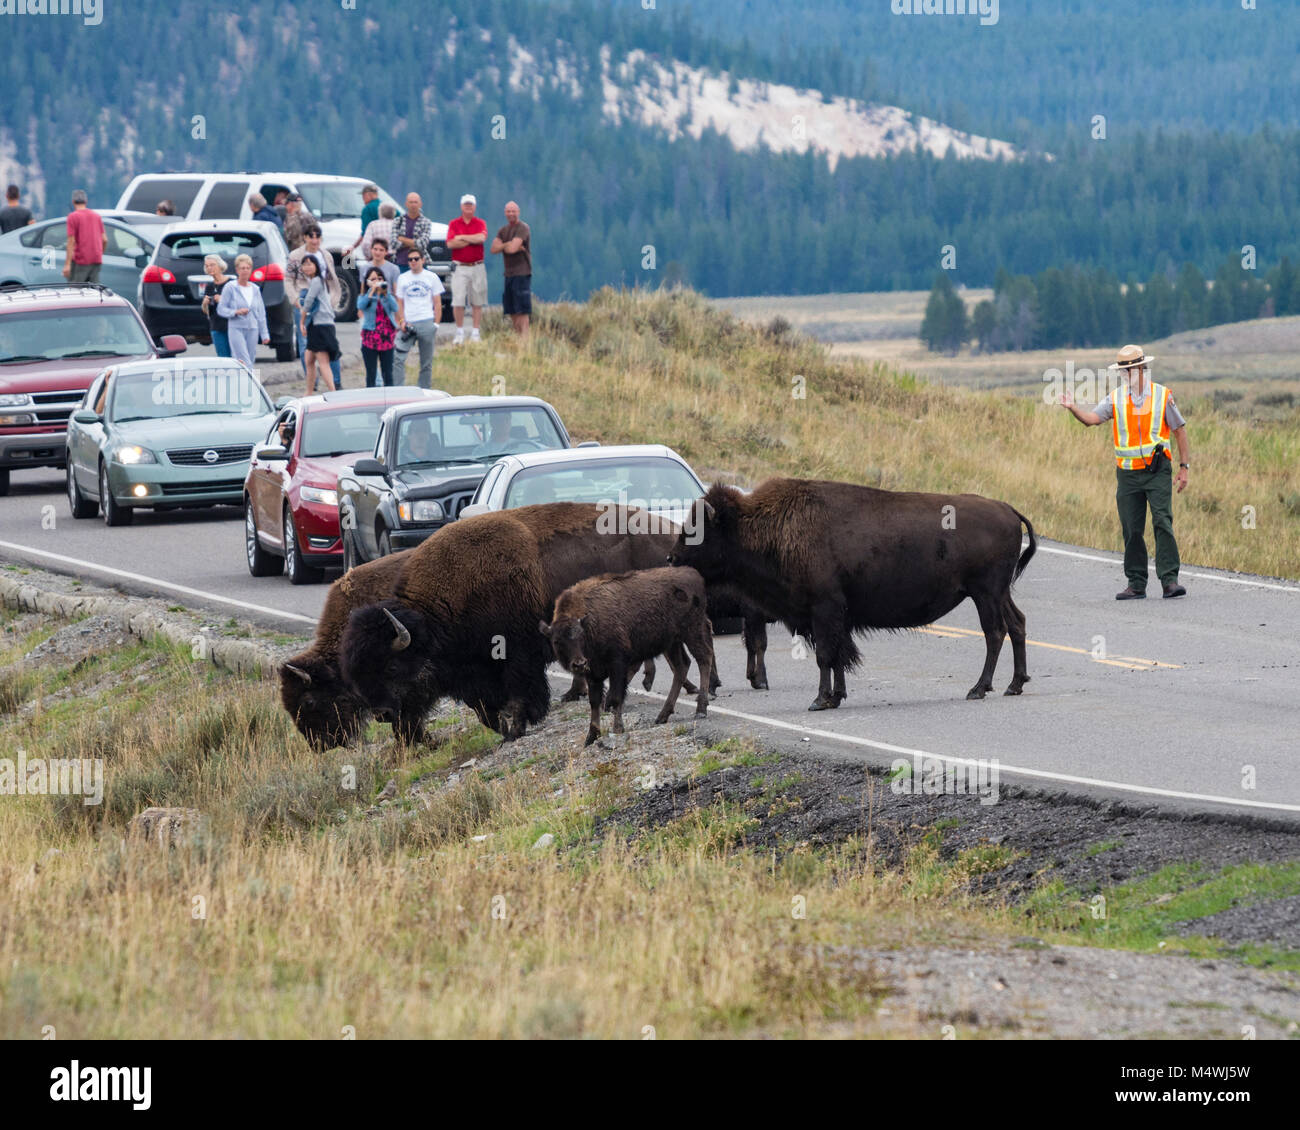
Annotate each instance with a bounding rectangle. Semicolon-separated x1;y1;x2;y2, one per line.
217;254;270;368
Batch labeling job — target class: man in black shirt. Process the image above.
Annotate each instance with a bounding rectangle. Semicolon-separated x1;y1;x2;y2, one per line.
0;185;34;234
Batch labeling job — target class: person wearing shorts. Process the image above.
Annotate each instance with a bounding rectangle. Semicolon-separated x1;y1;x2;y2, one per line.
446;193;488;344
491;200;532;336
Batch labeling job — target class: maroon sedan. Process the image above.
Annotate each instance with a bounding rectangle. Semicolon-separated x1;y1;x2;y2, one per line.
243;387;446;584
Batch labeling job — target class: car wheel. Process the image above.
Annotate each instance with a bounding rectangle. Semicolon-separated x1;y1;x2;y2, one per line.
0;468;9;497
245;497;283;577
284;504;324;585
377;526;393;559
99;462;133;526
275;339;296;363
335;266;359;322
341;527;361;572
67;461;97;518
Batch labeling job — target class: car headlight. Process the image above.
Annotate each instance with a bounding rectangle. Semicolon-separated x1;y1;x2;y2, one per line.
398;499;444;523
0;393;33;408
300;485;338;507
113;445;157;465
0;413;35;427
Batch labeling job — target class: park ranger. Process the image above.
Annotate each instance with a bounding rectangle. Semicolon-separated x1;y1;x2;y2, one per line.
1059;344;1190;599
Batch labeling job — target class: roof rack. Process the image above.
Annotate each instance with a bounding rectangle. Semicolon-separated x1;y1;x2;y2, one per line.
0;283;120;303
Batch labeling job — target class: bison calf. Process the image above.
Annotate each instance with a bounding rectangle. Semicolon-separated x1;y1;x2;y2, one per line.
541;566;715;746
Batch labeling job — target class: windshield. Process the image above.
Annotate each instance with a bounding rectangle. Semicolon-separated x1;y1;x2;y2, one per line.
162;232;269;263
107;365;272;422
503;458;702;510
0;307;155;364
296;181;397;222
301;407;390;458
395;407;565;468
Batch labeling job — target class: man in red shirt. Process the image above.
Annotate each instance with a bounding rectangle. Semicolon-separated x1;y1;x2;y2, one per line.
446;193;488;345
62;189;106;284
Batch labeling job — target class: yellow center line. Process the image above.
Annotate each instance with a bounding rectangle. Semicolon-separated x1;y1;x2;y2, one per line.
915;625;1180;669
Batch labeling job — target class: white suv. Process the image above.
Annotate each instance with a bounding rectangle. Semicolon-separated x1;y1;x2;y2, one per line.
114;172;452;320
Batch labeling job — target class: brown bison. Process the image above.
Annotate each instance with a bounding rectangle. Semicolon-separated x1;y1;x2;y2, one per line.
668;478;1036;709
541;566;715;745
337;503;697;741
280;550;414;748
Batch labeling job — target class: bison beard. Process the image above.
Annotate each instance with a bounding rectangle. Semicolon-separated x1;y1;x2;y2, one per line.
668;478;1036;710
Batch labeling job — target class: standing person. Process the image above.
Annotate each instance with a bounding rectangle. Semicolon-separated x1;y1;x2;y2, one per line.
490;200;531;337
299;254;340;396
248;192;282;228
287;225;342;388
199;254;233;357
282;193;315;251
358;183;380;233
155;200;175;217
366;237;400;290
217;253;270;369
358;266;399;387
61;190;106;284
392;192;433;274
393;250;444;389
348;201;397;282
446;193;487;344
1060;344;1191;599
0;185;34;233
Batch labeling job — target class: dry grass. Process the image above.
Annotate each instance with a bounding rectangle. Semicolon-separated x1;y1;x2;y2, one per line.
433;288;1299;580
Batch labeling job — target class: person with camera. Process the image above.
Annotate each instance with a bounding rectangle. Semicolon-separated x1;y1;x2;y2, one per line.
393;250;444;389
358;266;400;387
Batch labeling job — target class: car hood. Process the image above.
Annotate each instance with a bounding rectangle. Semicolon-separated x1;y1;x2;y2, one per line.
295;451;366;486
109;412;275;448
390;465;486;498
0;354;155;394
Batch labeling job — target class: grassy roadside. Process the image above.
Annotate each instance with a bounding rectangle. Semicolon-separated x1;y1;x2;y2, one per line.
425;288;1299;580
2;611;1296;1038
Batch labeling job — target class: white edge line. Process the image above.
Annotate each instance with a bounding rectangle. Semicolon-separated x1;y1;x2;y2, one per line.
547;670;1300;816
0;540;318;625
1037;545;1300;594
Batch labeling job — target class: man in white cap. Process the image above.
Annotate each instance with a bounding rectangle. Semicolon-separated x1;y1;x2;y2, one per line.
1060;344;1190;599
446;193;488;344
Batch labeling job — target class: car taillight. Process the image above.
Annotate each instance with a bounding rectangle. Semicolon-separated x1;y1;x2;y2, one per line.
254;263;283;283
142;265;175;284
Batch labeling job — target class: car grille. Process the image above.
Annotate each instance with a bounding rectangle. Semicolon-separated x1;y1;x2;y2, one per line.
167;444;253;467
445;490;476;518
159;478;245;496
28;389;85;425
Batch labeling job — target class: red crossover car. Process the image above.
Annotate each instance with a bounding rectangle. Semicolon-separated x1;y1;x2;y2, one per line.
243;387;446;584
0;284;186;495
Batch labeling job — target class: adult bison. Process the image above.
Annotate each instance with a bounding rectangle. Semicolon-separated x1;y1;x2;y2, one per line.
337;503;692;742
280;550;414;748
667;478;1036;710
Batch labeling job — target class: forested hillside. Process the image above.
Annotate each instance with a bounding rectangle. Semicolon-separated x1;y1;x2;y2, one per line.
4;0;1298;300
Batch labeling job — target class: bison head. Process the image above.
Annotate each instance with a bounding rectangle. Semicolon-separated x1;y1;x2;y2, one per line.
280;654;370;749
539;615;591;675
339;599;444;723
667;485;739;581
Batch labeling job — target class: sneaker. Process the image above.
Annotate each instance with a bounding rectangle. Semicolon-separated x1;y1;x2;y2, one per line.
1115;587;1146;600
1162;582;1187;598
469;327;481;343
452;328;465;346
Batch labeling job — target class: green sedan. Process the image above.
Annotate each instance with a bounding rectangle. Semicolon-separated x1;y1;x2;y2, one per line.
65;358;279;526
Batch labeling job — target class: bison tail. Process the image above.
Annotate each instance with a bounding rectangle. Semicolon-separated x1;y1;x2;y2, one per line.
1012;509;1037;581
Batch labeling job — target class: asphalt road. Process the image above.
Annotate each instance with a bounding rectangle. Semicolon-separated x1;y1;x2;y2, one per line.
2;458;1297;821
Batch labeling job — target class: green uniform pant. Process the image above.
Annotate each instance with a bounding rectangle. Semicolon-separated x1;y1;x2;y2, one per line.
1116;463;1180;591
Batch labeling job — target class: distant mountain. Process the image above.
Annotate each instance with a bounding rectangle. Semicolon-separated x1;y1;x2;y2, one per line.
2;1;1297;300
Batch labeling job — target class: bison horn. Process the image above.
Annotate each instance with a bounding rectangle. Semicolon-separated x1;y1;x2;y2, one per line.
284;664;312;686
703;500;716;521
384;607;412;651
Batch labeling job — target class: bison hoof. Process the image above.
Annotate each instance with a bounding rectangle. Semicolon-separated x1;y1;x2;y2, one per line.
750;678;769;691
584;727;600;746
1004;683;1025;697
641;673;654;691
808;696;839;712
559;689;583;703
966;686;990;700
653;710;671;725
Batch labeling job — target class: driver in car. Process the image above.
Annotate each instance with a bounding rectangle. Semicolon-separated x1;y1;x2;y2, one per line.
403;420;441;463
472;412;514;458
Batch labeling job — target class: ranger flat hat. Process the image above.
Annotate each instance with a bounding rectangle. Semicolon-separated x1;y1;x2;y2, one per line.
1109;343;1154;370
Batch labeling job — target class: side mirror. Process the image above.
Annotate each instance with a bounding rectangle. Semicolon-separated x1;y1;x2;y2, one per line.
575;440;600;448
459;503;490;519
157;334;188;356
255;445;290;462
351;458;388;478
72;409;100;425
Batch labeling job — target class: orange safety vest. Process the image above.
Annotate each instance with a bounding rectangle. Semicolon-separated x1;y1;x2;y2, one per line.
1111;382;1171;470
